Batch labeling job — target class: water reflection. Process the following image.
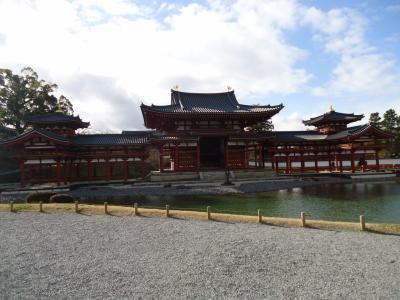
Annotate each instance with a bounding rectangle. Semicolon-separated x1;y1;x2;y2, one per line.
81;180;400;223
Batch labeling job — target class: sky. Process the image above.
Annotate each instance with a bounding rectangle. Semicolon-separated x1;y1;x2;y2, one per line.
0;0;399;132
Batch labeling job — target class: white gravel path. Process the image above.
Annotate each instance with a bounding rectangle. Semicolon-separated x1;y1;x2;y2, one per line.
1;213;399;299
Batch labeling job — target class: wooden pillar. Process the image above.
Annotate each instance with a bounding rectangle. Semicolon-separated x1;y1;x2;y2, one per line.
328;151;332;172
224;139;228;168
196;141;200;169
254;145;258;168
88;159;93;181
140;156;145;178
175;144;179;171
270;150;275;171
275;156;279;174
335;155;339;172
314;153;318;173
375;149;380;171
56;159;61;186
339;154;343;173
350;150;355;173
19;160;25;187
123;159;128;182
106;159;111;181
285;154;290;174
245;143;249;168
300;151;305;173
159;147;164;172
259;144;263;168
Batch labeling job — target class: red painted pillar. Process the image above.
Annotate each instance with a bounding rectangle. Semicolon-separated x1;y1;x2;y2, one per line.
375;149;380;171
270;150;275;171
123;159;128;182
159;147;164;172
56;159;61;186
335;155;339;172
88;160;93;181
196;141;200;169
175;146;179;171
106;159;111;181
275;156;279;174
224;139;229;169
140;156;145;178
285;155;290;174
259;144;263;168
245;143;249;168
339;155;343;173
20;160;25;187
300;152;305;173
314;153;318;173
254;146;258;168
350;150;355;173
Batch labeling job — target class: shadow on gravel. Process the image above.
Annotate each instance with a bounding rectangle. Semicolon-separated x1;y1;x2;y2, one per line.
366;229;400;237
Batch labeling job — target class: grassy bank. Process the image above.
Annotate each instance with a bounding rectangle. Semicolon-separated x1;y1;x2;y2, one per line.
1;203;399;235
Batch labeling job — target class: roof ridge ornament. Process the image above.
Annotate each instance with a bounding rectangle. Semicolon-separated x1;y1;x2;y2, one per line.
328;105;335;112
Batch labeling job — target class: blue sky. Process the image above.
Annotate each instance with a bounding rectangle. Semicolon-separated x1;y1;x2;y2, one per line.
0;0;399;132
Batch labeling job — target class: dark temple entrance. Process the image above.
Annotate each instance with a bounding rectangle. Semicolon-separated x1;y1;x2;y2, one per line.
199;137;225;168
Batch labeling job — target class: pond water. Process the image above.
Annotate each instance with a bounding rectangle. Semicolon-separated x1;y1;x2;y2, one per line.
133;180;400;224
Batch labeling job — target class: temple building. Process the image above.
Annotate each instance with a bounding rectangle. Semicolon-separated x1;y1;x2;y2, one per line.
1;89;395;186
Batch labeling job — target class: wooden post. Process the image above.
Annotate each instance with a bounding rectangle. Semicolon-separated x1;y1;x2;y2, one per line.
257;209;262;224
300;152;305;173
301;212;306;227
166;205;170;217
75;201;79;213
104;202;108;214
207;206;211;220
9;201;14;212
134;203;138;216
351;150;356;173
360;215;365;231
39;201;43;213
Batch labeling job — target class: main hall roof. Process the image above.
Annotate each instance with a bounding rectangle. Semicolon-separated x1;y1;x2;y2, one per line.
141;90;283;114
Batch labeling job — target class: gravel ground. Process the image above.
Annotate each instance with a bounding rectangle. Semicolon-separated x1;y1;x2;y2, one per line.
1;213;399;299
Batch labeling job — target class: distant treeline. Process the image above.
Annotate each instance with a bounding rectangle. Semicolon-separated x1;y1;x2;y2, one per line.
369;109;400;158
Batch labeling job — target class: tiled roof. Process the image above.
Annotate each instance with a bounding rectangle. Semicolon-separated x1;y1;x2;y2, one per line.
274;131;327;143
0;126;17;139
303;111;364;126
141;90;284;114
73;132;151;145
273;124;389;143
25;112;88;126
1;128;69;145
325;125;366;140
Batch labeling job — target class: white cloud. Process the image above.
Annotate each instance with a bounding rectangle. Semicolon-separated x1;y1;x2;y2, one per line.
272;112;307;131
0;0;312;130
0;0;399;132
304;6;400;97
386;4;400;13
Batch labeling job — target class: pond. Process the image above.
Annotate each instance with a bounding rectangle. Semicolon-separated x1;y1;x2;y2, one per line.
132;180;400;224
